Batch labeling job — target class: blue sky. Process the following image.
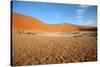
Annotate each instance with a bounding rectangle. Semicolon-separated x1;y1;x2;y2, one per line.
12;1;97;26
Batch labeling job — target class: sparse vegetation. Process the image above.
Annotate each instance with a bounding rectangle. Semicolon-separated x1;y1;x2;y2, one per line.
12;31;97;66
26;32;36;35
17;29;24;34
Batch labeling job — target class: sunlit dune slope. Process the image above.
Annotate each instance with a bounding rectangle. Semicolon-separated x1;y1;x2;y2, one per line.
12;12;97;32
12;12;48;32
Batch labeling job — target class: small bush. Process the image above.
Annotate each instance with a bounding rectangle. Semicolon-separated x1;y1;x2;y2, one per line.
26;32;36;35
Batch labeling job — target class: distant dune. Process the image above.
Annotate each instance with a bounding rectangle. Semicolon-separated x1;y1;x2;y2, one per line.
12;12;97;32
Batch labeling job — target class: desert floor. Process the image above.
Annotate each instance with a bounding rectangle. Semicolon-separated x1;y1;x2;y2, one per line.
12;31;97;66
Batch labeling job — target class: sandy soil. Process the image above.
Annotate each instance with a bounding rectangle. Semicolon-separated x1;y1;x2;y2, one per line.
12;31;97;66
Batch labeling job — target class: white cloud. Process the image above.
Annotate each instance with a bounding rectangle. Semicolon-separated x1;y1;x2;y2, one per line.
79;19;97;26
75;5;96;26
76;9;85;15
79;5;92;8
76;15;82;19
76;9;85;20
76;5;92;22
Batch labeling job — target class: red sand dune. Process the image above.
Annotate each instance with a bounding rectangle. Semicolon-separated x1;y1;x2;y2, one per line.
12;12;97;32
